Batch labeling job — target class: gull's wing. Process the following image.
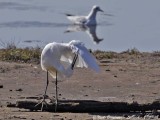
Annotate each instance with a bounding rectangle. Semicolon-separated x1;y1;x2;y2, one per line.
66;14;87;24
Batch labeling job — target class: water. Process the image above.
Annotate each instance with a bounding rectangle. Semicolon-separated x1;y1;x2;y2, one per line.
0;0;160;52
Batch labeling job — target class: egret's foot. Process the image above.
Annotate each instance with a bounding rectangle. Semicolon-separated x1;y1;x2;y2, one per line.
35;95;49;111
48;98;58;112
55;99;58;112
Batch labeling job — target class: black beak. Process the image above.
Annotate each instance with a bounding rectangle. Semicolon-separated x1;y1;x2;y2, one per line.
99;9;104;12
71;51;79;70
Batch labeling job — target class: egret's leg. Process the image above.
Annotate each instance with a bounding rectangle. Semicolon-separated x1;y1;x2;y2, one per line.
35;71;49;111
55;71;58;112
44;71;49;96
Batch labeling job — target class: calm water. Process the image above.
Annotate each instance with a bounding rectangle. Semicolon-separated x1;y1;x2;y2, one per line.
0;0;160;52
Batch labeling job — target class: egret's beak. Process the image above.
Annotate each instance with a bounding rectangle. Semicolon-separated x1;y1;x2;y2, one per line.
71;51;79;70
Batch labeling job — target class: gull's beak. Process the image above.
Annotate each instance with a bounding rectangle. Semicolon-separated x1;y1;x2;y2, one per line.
102;13;114;16
99;9;104;12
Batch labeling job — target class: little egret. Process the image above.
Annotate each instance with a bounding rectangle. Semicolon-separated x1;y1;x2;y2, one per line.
65;5;103;25
36;40;100;111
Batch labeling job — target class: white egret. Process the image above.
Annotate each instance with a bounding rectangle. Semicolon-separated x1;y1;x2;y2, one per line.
36;40;100;111
65;5;103;25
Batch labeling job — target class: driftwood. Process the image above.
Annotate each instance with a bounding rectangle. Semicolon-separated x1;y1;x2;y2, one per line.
7;99;160;113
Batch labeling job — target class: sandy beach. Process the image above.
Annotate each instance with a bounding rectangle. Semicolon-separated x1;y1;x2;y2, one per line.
0;51;160;119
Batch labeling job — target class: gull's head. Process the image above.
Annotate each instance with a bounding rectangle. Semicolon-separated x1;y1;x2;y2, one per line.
92;5;103;12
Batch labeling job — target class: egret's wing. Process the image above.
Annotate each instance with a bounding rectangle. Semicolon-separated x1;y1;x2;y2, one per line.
60;51;86;68
70;41;100;72
61;54;73;65
78;46;99;72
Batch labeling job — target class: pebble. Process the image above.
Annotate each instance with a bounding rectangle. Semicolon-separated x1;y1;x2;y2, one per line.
123;114;128;118
0;85;3;88
16;88;23;92
84;94;88;97
114;75;117;77
106;69;110;71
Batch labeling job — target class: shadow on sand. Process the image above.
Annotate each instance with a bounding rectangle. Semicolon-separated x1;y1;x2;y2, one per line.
7;99;160;113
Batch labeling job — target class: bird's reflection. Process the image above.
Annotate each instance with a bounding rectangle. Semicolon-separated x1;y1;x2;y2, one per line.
65;24;103;44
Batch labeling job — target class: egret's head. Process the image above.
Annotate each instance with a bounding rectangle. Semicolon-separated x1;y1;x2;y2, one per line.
92;5;103;12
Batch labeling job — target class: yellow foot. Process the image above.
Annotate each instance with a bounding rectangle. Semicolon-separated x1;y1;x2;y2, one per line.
48;98;58;112
35;95;49;111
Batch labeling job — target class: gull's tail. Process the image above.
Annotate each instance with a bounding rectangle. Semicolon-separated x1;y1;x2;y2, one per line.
65;13;75;16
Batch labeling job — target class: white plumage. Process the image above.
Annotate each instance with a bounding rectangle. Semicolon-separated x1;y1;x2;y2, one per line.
37;40;99;111
41;40;99;79
66;5;103;25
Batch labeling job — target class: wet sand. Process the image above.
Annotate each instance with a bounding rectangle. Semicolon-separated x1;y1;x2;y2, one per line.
0;52;160;119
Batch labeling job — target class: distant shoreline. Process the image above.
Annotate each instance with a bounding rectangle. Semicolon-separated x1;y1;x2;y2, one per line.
0;47;160;64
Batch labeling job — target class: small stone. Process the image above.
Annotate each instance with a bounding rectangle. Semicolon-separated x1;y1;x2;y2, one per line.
0;85;3;88
123;114;128;118
106;69;110;71
16;88;23;92
114;75;117;77
139;113;145;118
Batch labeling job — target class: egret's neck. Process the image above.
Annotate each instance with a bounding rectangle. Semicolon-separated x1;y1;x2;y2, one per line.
58;43;72;55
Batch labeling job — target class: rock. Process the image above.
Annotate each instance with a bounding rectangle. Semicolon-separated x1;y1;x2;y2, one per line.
0;85;3;88
105;69;110;71
114;75;117;77
123;114;128;118
84;94;88;97
16;88;23;92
